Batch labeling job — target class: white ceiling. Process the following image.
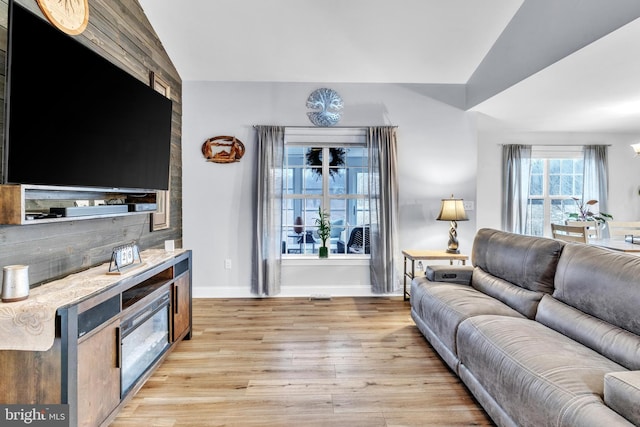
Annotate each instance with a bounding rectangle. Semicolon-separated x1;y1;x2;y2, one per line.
471;14;640;133
139;0;640;133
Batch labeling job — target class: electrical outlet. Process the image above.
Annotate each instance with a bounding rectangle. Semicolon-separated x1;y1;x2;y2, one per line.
224;259;232;269
463;201;475;211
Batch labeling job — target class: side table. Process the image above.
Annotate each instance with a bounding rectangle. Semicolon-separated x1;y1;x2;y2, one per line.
402;250;469;301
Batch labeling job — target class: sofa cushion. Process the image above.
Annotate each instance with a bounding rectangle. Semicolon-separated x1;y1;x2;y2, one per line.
457;315;632;427
472;228;564;294
553;243;640;336
411;277;524;359
330;219;344;238
605;371;640;426
471;268;547;319
536;295;640;370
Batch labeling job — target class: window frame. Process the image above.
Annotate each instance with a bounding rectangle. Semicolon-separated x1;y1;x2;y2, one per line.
282;127;369;258
527;146;584;237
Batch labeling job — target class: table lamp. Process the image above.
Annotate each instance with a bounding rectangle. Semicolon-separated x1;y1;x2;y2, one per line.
436;195;468;254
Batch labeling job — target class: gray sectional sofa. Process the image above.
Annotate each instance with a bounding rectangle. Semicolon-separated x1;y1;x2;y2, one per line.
410;228;640;427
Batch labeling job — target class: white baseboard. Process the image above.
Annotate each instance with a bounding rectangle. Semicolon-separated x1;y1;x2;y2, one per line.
192;285;401;298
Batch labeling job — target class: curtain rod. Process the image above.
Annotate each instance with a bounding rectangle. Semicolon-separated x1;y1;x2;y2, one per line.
499;143;611;146
252;125;398;129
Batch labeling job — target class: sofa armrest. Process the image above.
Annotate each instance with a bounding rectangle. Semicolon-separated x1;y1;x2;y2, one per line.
604;371;640;426
425;265;474;285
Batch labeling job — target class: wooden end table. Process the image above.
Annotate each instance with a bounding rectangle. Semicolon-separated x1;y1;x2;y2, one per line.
402;250;469;301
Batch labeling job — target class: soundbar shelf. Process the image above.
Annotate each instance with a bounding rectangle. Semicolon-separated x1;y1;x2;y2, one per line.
0;184;157;225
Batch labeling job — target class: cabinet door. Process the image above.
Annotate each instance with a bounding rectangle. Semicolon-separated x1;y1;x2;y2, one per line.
173;273;191;340
77;318;120;427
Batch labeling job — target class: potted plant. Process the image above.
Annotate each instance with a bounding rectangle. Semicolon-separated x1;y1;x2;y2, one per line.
315;207;331;258
568;197;613;225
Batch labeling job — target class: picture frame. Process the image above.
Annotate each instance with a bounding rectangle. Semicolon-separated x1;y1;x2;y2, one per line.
149;71;171;231
150;71;171;99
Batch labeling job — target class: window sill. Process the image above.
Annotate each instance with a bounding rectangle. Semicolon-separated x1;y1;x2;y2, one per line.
282;255;370;266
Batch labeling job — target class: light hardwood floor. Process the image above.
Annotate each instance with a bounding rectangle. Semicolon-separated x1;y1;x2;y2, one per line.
110;297;493;427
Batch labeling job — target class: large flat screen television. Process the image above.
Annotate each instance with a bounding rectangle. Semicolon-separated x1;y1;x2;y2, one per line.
3;2;172;191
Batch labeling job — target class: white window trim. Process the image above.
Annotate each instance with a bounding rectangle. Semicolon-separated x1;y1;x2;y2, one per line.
528;147;585;237
531;145;583;159
284;126;367;144
282;256;370;265
283;127;370;260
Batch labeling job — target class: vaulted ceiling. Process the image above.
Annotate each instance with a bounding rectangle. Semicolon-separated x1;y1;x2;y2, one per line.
139;0;640;132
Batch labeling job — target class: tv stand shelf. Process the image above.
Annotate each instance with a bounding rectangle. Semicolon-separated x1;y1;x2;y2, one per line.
0;184;157;225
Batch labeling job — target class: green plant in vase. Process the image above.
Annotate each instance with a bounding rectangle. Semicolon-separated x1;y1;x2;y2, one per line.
315;207;331;258
568;197;613;225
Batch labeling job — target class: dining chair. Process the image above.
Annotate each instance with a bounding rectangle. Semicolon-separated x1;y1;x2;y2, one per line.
551;223;588;243
337;227;370;254
565;220;600;239
607;221;640;239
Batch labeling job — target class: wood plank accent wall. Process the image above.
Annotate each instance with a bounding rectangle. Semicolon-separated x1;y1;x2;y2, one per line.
0;0;183;287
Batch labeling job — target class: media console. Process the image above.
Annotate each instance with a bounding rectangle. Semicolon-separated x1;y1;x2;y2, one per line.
0;249;192;427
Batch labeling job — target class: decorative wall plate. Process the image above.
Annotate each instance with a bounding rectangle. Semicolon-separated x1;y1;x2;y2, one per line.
202;136;245;163
306;88;344;127
36;0;89;35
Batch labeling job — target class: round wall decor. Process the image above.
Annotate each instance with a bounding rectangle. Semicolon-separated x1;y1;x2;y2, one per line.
36;0;90;35
306;88;344;127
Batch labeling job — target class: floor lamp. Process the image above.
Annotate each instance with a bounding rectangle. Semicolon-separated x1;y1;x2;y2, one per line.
436;195;468;254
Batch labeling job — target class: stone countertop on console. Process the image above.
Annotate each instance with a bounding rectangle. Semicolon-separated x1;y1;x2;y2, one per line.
0;249;186;352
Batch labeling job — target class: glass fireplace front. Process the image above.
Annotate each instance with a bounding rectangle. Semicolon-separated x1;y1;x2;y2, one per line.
120;291;170;395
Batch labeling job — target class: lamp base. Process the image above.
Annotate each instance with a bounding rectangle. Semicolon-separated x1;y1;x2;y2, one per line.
446;220;460;254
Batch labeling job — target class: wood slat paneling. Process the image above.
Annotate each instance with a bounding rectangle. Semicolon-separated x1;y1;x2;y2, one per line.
0;0;182;287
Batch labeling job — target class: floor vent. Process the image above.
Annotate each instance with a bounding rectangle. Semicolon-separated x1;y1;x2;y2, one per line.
309;294;332;301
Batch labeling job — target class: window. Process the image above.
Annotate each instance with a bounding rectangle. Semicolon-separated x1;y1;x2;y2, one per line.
525;147;583;236
282;128;370;256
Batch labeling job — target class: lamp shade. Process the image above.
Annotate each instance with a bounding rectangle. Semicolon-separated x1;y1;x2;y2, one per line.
436;197;468;222
631;143;640;155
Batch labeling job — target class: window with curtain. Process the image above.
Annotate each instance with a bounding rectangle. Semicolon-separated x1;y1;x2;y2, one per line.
282;128;370;256
527;158;586;236
508;145;608;237
254;125;399;296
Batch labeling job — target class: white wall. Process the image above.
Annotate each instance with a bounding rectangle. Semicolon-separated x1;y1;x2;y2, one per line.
182;82;478;298
476;115;640;232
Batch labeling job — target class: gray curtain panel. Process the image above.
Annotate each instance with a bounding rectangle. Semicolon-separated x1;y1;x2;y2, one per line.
502;144;532;234
252;126;285;296
368;126;400;293
583;145;609;215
